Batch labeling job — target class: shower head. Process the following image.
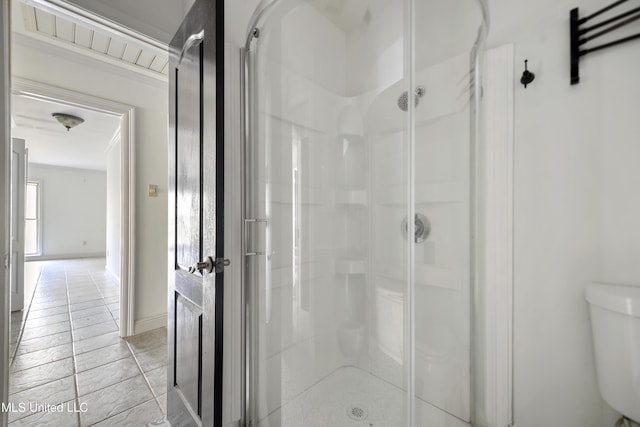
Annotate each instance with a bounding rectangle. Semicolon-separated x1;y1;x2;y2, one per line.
397;86;425;112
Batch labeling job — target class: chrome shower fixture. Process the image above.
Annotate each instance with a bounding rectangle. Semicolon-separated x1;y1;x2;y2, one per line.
402;213;431;243
397;86;426;112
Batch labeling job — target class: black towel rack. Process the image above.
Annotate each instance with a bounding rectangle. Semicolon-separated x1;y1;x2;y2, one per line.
570;0;640;84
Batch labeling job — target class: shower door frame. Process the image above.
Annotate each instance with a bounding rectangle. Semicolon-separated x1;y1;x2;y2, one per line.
0;2;10;425
238;2;513;426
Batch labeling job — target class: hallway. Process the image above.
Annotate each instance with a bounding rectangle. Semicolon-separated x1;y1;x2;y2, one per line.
8;259;167;426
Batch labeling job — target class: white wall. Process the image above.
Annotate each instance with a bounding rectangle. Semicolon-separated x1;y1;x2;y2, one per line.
488;0;639;426
12;38;169;326
105;138;120;280
600;47;640;285
27;164;107;258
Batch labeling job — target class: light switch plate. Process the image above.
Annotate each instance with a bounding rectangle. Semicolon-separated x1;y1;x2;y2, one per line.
148;184;158;197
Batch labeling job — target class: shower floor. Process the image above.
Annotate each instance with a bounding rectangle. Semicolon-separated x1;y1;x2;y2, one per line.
260;366;403;426
258;366;469;427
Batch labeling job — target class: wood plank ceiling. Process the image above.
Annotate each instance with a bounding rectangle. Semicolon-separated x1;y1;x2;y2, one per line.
21;3;168;75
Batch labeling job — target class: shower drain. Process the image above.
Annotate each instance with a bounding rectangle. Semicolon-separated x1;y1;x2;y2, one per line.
347;405;368;421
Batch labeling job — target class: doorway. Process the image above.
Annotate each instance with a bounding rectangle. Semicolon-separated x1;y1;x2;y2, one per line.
10;78;136;339
5;79;161;425
1;0;175;424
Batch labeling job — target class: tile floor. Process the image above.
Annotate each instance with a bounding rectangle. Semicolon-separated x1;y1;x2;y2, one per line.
8;259;168;426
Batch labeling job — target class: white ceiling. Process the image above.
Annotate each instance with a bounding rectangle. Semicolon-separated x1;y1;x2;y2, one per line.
11;94;120;171
308;0;370;32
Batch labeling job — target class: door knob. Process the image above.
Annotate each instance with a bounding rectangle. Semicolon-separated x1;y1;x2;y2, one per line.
188;256;230;274
189;256;214;274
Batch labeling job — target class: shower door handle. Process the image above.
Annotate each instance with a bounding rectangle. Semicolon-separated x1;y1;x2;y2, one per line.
245;218;268;256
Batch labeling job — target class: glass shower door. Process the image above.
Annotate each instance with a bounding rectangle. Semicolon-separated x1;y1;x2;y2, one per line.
244;0;487;425
245;0;412;425
412;0;486;423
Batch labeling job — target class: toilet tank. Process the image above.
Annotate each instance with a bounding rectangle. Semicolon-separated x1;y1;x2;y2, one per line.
585;283;640;423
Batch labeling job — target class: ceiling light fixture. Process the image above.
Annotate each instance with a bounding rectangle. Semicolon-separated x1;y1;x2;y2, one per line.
52;112;84;131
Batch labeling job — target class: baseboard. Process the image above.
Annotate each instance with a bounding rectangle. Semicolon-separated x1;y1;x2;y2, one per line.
105;266;120;284
26;252;106;261
134;313;167;335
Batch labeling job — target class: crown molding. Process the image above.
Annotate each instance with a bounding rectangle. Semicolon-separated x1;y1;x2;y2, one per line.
13;0;169;87
20;0;167;56
12;76;136;115
12;31;168;88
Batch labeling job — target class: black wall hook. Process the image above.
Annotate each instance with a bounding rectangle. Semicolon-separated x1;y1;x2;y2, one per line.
520;59;535;88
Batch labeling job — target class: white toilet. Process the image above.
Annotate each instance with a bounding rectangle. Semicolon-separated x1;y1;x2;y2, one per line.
585;283;640;424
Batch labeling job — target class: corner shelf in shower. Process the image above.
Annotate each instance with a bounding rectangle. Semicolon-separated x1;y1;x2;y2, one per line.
268;183;332;206
270;261;331;289
376;181;464;206
268;185;367;206
335;258;366;275
375;263;463;291
337;134;366;144
334;190;367;206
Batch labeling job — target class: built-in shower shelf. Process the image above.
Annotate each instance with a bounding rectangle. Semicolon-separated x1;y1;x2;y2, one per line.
270;261;333;290
418;265;463;290
335;259;366;275
376;181;464;205
268;183;331;205
375;263;463;291
334;190;367;206
337;134;366;144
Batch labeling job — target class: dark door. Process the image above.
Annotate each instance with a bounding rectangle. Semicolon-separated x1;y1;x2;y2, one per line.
168;0;225;425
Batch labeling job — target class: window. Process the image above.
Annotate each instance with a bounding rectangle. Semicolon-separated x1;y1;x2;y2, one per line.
25;181;41;256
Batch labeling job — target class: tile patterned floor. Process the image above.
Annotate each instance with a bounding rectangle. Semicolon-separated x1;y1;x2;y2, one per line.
258;367;469;427
8;259;168;426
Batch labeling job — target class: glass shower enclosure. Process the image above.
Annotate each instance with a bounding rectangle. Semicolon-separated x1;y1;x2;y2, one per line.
243;1;487;425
